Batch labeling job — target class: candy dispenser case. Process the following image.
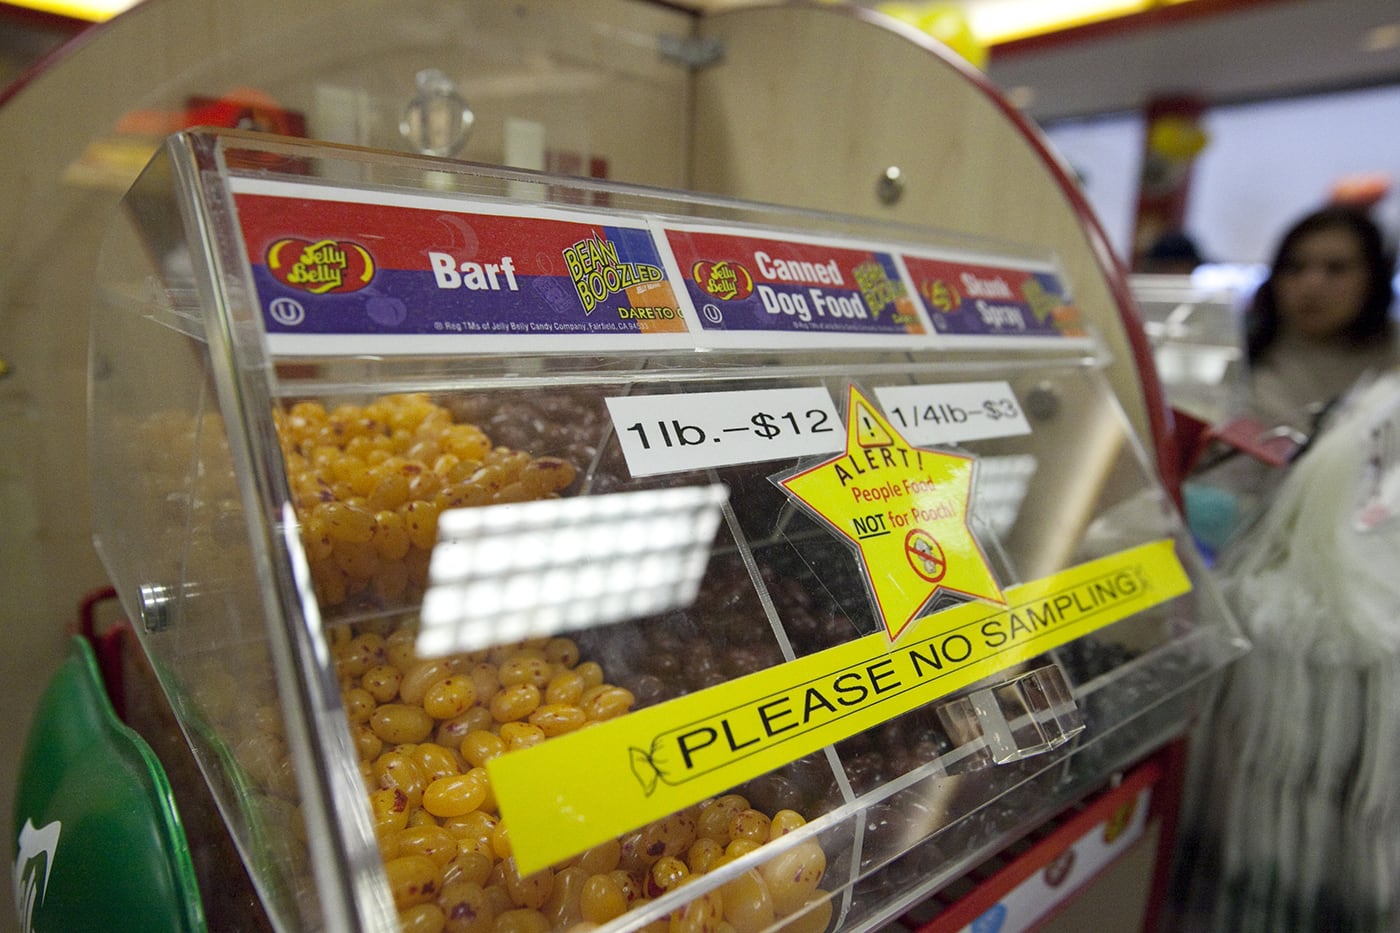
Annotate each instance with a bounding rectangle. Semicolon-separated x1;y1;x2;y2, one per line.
86;127;1245;933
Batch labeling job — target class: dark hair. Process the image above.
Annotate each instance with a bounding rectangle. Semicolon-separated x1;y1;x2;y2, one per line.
1144;230;1204;266
1245;205;1396;364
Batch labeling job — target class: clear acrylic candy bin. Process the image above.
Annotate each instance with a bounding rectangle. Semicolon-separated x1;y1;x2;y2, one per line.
88;129;1246;932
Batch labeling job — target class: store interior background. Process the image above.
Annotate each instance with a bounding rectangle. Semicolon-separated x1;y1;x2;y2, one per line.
1;0;1398;929
5;0;1400;269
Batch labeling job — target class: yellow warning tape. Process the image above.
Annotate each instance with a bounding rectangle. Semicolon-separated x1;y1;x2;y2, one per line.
491;538;1190;874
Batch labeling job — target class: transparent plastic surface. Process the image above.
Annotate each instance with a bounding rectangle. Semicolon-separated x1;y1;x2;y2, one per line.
90;130;1247;932
938;664;1083;765
1131;273;1249;426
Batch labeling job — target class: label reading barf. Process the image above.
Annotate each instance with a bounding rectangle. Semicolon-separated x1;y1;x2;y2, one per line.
231;183;690;351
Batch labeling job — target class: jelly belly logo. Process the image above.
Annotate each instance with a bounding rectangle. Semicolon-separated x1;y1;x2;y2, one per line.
920;277;961;313
266;238;375;295
692;260;755;301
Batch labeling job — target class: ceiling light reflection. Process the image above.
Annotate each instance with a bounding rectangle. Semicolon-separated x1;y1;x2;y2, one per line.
968;0;1152;44
418;484;729;657
7;0;141;21
1361;23;1400;53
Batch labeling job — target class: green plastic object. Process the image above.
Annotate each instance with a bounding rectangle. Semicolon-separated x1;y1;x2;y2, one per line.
11;635;205;933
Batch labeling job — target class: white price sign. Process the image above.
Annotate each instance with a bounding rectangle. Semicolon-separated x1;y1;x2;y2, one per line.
874;380;1032;445
605;388;843;477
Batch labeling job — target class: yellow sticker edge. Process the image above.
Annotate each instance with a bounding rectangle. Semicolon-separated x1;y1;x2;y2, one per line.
778;384;1005;641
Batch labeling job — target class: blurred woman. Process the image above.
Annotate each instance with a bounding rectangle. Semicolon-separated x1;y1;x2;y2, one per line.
1245;205;1398;429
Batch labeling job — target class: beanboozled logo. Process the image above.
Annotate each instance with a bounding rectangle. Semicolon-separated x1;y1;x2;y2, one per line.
13;818;61;933
267;238;376;294
692;260;754;301
562;234;664;314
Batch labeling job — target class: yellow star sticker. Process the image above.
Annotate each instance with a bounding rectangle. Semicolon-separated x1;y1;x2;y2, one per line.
779;385;1005;641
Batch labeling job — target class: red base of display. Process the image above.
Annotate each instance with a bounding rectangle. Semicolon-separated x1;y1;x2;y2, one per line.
893;743;1183;933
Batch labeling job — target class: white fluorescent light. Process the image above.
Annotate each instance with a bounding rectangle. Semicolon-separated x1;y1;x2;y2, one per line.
8;0;142;21
417;484;729;657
